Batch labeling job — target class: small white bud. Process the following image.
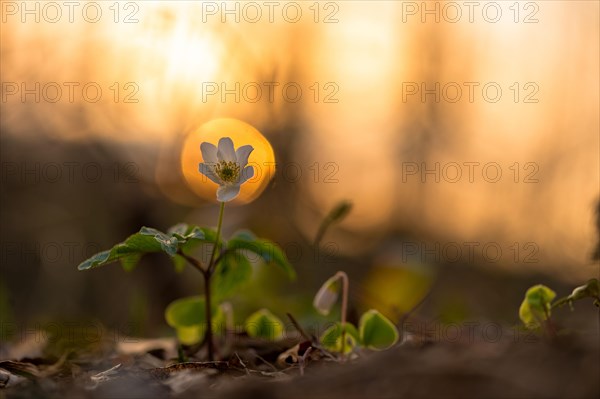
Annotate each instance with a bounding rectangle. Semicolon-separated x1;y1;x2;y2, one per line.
313;275;341;315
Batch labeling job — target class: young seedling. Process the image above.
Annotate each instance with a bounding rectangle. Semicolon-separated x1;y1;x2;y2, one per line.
553;278;600;310
554;278;600;332
313;271;399;357
519;284;556;331
314;271;350;354
520;279;600;335
314;201;353;246
244;308;285;341
78;137;295;361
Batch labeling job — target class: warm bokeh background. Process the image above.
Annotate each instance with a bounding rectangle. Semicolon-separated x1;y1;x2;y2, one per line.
1;1;598;337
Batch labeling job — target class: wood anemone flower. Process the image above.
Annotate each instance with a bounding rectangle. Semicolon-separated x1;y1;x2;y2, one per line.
198;137;254;202
313;274;341;316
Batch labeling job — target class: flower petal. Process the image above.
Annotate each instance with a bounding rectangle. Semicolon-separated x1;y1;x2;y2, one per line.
199;163;222;185
238;165;254;184
235;145;254;168
217;137;236;162
216;184;241;202
200;142;218;163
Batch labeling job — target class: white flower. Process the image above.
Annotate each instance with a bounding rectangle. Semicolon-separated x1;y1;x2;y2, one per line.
199;137;254;202
313;274;341;315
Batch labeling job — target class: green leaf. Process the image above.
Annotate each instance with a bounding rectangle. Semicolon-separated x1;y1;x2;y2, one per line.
168;225;216;273
164;296;224;345
171;224;214;246
315;200;353;245
359;309;399;350
167;223;189;236
327;200;353;223
78;229;164;271
172;255;187;274
140;227;180;256
227;230;295;280
519;284;556;329
120;254;142;272
165;296;206;328
244;309;284;341
212;251;253;300
78;249;111;271
229;230;255;242
319;322;360;353
77;224;210;272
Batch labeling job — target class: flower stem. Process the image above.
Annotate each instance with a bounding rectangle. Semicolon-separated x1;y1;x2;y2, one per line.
208;201;226;274
334;271;349;357
204;201;226;361
542;307;556;341
204;270;214;361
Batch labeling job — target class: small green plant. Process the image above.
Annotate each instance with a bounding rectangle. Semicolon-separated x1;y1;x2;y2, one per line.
314;200;353;246
310;201;398;355
313;271;400;355
519;284;556;329
553;278;600;309
244;308;285;341
78;137;295;360
519;279;600;333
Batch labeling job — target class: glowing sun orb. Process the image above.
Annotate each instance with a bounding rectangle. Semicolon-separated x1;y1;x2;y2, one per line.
181;118;276;204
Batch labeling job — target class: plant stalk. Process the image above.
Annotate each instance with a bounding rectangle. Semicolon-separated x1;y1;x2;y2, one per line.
204;270;214;361
204;201;226;361
208;202;226;274
543;307;556;341
335;271;349;357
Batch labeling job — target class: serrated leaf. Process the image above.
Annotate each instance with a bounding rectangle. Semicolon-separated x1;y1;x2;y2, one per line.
319;322;360;353
186;227;207;241
519;284;556;329
244;309;284;341
77;229;164;271
78;250;111;271
212;252;253;299
175;226;217;255
169;224;211;243
165;296;224;345
359;309;399;350
167;223;188;236
78;225;212;272
140;227;180;256
227;231;295;280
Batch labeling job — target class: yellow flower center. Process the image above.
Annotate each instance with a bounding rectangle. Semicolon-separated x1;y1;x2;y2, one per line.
215;161;240;183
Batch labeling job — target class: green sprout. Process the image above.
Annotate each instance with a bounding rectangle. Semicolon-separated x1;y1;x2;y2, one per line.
78;137;295;361
314;200;353;246
244;308;285;341
519;279;600;334
313;271;399;356
518;284;556;329
553;278;600;310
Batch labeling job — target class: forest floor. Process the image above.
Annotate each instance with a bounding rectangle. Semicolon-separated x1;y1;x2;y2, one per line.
1;315;598;398
2;264;599;399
